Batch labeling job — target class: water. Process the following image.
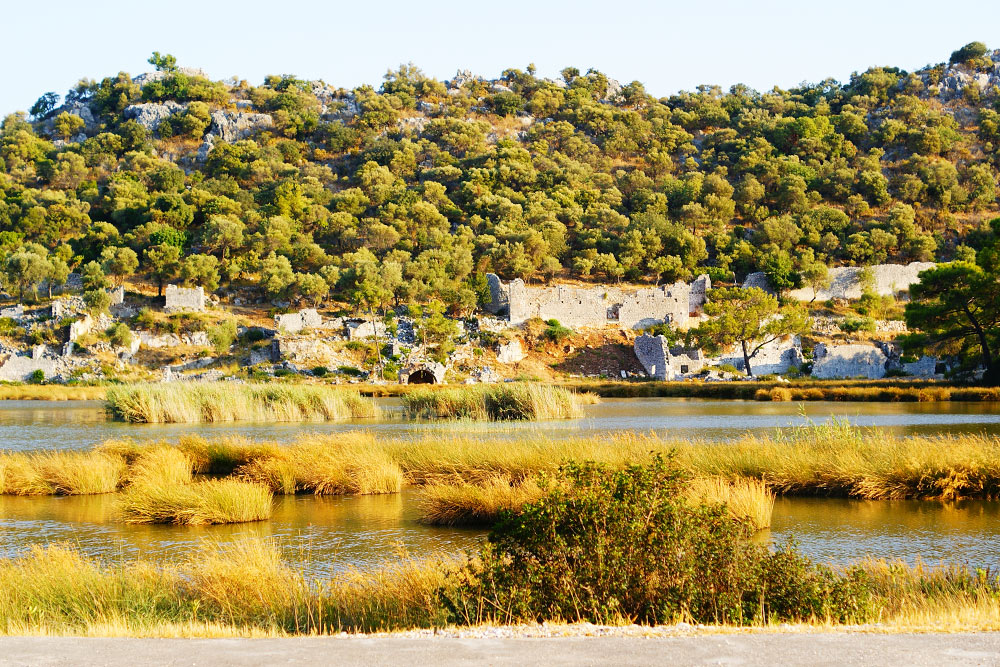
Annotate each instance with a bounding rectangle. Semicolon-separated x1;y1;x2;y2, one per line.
769;497;1000;568
4;490;1000;572
0;491;482;577
2;397;1000;571
3;398;1000;451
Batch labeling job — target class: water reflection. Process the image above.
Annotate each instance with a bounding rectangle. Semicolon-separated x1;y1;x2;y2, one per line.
2;398;1000;452
769;496;1000;568
0;492;483;577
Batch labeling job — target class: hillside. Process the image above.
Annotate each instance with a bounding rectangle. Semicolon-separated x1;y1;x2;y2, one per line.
2;43;1000;308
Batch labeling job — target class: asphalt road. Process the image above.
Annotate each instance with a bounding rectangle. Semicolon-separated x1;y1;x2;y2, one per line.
2;633;1000;666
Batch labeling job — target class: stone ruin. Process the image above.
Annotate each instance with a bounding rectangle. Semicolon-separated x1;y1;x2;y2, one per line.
811;343;888;380
633;334;803;379
743;262;935;301
811;343;941;380
275;308;322;334
164;285;206;313
633;334;705;380
399;361;447;385
496;339;524;364
346;319;387;341
484;273;710;330
713;336;804;376
0;304;24;320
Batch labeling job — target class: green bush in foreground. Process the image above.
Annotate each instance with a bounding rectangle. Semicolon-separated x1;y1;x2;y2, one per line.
445;456;874;625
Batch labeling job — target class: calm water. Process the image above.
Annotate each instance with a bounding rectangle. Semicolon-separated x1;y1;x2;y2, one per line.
3;398;1000;451
3;491;1000;572
2;397;1000;570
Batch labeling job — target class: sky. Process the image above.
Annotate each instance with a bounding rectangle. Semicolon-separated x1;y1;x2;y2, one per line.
3;0;1000;115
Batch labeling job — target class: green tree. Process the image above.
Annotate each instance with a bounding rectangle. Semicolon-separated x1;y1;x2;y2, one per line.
100;246;139;286
693;287;810;377
81;261;108;291
905;262;1000;383
148;52;178;72
180;254;220;292
3;246;50;301
260;252;294;298
144;243;181;296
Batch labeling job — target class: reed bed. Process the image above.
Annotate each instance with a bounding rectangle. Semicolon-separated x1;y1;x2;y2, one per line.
419;476;546;526
0;451;125;495
0;539;453;636
571;379;1000;402
0;384;107;401
12;420;1000;501
105;383;379;423
418;474;775;529
117;479;272;525
2;540;1000;635
401;383;592;420
684;477;775;529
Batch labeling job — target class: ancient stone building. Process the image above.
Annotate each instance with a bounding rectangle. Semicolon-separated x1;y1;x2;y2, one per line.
811;343;888;379
743;262;936;302
275;308;322;334
485;273;710;330
164;285;206;313
633;334;706;380
399;361;446;384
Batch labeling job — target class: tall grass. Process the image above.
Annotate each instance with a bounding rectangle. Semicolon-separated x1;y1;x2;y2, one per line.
401;383;592;420
685;477;775;529
0;539;454;636
569;379;1000;402
105;383;379;423
13;422;1000;501
0;451;125;495
419;475;546;526
0;385;107;401
117;479;272;525
419;474;775;529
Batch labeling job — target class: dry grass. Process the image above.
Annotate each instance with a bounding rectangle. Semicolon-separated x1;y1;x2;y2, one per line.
419;475;546;525
0;385;107;401
238;435;404;495
0;451;125;495
0;539;453;636
2;540;1000;635
685;477;775;530
117;479;273;525
401;383;591;420
419;474;775;529
105;383;379;423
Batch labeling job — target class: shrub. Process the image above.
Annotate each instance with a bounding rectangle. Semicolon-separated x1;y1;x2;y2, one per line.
83;289;111;315
312;366;329;377
444;457;873;626
840;316;876;334
543;319;573;343
28;369;45;385
207;319;238;354
107;323;133;348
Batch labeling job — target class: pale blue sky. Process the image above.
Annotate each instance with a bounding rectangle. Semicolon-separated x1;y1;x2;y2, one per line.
3;0;1000;115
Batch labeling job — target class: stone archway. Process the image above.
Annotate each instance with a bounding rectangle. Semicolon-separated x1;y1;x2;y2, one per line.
406;368;437;384
399;361;447;385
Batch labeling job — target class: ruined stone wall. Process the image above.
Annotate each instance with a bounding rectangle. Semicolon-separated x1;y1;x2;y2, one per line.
491;274;710;330
811;343;888;379
634;335;706;380
483;274;510;315
786;263;935;301
275;308;322;334
712;336;803;376
164;285;205;313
